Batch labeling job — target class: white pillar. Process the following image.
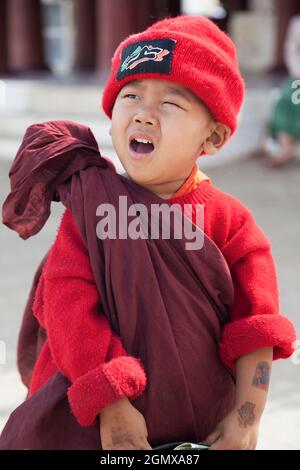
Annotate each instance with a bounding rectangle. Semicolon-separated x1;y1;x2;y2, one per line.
181;0;223;17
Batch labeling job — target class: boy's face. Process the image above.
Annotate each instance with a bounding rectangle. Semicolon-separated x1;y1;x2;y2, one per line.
109;78;222;197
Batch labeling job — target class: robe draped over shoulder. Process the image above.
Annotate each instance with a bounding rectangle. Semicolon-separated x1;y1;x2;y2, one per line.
1;120;235;449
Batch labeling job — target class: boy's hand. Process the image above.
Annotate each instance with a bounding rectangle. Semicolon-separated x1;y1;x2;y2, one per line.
100;397;152;450
203;403;261;450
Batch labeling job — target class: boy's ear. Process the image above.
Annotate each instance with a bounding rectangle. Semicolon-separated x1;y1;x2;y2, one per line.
202;123;231;155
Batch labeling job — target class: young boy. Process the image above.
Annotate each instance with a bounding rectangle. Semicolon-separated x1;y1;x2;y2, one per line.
2;15;296;451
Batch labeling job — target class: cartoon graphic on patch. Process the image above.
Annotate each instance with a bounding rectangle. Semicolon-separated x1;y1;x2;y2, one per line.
121;45;170;72
116;38;176;81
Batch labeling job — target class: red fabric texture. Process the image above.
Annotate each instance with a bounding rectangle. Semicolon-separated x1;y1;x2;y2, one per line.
30;209;147;426
67;357;147;426
30;178;296;427
169;181;296;369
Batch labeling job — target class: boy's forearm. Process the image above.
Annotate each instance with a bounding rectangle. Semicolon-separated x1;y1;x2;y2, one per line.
233;347;273;425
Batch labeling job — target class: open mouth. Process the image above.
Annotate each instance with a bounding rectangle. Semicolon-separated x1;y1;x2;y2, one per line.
129;138;155;154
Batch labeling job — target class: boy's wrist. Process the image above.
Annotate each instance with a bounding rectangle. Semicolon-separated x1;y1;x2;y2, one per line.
232;400;264;425
100;397;131;417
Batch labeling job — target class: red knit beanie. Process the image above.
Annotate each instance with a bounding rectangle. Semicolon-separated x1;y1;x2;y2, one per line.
102;15;245;136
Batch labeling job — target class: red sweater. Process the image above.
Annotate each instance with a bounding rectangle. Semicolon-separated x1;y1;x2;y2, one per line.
29;174;296;427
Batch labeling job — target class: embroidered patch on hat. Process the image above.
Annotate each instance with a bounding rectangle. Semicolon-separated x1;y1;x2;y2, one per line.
117;38;176;81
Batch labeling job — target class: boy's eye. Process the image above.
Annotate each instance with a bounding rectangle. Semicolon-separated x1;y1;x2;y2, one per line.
163;101;181;108
123;94;181;109
123;94;138;99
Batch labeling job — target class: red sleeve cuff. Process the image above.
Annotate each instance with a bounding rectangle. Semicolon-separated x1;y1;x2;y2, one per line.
218;314;296;374
67;356;147;426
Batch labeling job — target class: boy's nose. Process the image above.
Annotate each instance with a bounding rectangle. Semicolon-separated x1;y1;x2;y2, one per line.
133;108;158;126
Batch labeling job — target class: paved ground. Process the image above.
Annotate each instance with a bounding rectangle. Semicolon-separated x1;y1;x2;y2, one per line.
0;153;299;449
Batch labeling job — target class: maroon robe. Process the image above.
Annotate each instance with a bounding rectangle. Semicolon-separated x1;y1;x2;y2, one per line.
0;120;236;449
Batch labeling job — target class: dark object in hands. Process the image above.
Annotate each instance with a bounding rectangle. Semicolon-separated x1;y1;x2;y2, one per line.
153;441;211;450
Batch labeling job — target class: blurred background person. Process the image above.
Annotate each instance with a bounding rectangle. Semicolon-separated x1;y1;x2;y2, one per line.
262;15;300;167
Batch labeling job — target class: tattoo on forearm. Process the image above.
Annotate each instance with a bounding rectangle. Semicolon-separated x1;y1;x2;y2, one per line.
237;401;256;428
252;361;270;391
